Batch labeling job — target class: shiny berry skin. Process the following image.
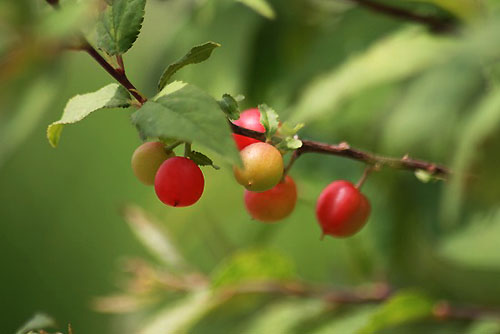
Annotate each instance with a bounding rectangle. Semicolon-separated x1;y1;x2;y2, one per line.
131;142;175;185
315;181;370;238
244;176;297;222
154;157;204;207
232;108;265;150
234;142;284;192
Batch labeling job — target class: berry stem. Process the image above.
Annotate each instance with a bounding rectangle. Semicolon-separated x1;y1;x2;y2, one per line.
355;166;374;190
184;142;192;157
164;140;183;153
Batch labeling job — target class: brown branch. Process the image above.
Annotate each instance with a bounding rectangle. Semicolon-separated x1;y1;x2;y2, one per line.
82;41;146;105
348;0;457;34
230;123;451;178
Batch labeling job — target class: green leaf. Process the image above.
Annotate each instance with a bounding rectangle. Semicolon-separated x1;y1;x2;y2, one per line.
359;291;434;333
290;28;454;122
415;170;433;183
218;93;241;120
244;299;324;334
158;42;221;91
438;209;500;269
276;137;303;151
188;151;220;170
442;87;500;224
47;84;131;147
237;0;276;19
96;0;146;55
0;76;57;167
16;313;57;334
278;122;304;137
467;318;500;334
140;290;214;334
311;306;379;334
211;249;296;289
122;205;190;271
259;104;279;140
131;83;240;165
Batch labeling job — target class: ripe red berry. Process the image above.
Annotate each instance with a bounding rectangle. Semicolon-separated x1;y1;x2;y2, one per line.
233;142;284;192
131;141;175;185
244;176;297;222
232;108;265;150
154;157;204;207
315;181;370;238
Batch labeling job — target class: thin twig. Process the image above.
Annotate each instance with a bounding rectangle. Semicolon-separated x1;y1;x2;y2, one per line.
82;41;146;104
348;0;457;33
230;123;451;178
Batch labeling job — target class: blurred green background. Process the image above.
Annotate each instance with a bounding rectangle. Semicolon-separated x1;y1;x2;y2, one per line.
2;0;500;333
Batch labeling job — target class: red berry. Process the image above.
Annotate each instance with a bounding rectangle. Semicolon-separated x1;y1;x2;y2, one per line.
154;157;204;207
244;176;297;222
232;108;265;150
315;181;370;238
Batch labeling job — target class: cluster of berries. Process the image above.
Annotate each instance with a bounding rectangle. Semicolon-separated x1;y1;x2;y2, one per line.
131;109;371;238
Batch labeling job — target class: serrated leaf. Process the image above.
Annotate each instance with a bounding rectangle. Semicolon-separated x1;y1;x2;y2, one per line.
278;122;304;137
359;291;434;333
158;42;221;91
237;0;276;19
188;151;220;169
47;84;131;147
218;94;241;120
131;83;240;165
211;249;296;289
258;104;279;140
96;0;146;55
290;28;454;122
276;137;303;151
16;313;57;334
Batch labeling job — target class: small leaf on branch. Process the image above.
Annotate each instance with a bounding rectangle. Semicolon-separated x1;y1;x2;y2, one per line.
278;122;304;137
218;93;241;120
158;42;221;91
47;84;131;147
276;136;303;151
188;151;220;170
132;83;240;165
96;0;146;55
259;104;279;141
415;169;433;183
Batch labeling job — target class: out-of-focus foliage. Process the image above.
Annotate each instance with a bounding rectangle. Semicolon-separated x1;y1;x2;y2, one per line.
2;0;500;333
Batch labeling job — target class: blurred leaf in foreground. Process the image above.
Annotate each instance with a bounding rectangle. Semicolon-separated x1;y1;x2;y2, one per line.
211;249;296;289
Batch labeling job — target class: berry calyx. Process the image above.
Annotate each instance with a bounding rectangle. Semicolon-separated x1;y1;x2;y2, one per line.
233;142;284;192
244;176;297;222
131;141;175;185
315;180;370;238
232;108;265;150
154;157;204;207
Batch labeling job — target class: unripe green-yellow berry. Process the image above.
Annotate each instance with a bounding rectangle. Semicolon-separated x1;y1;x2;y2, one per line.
131;142;175;185
233;142;284;192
